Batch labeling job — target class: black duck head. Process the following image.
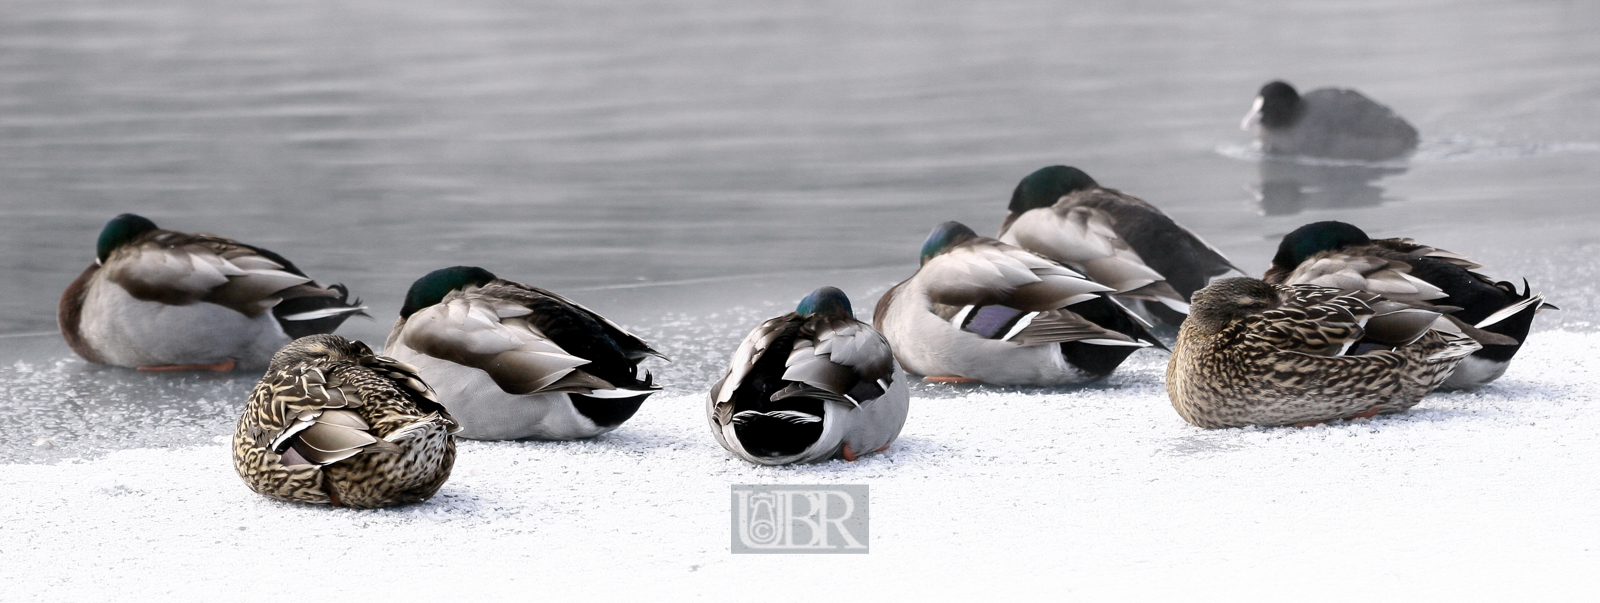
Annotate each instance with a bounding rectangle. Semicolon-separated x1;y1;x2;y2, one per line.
1243;80;1302;130
1271;221;1372;271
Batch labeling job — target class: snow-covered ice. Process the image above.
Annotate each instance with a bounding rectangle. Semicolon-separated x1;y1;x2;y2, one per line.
3;332;1595;600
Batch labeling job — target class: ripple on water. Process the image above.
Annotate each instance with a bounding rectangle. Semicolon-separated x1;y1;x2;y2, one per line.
1216;135;1600;167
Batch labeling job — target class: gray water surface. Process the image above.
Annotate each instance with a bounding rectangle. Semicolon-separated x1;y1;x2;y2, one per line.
4;0;1599;462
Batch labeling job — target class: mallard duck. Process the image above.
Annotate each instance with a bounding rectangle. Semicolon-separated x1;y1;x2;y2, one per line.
709;287;909;465
383;266;665;441
1264;221;1550;389
997;165;1240;325
1241;80;1419;161
57;213;367;371
1167;278;1481;428
873;221;1163;386
233;334;458;508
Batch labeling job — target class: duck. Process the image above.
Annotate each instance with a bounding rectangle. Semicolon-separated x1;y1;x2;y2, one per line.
383;266;666;441
1167;278;1481;429
1263;221;1549;389
709;287;909;465
57;213;367;371
873;221;1163;386
997;165;1241;325
232;334;458;508
1241;80;1419;162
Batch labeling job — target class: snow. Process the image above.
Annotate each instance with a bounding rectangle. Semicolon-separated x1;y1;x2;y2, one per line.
3;333;1598;601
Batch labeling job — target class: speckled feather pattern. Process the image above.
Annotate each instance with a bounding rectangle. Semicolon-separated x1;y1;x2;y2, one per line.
233;337;457;508
1167;282;1480;428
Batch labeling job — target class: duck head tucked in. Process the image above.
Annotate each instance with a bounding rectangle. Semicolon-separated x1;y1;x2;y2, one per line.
400;266;498;319
1168;277;1480;428
920;221;980;266
61;213;367;371
1184;277;1279;336
995;165;1241;325
709;286;909;465
877;220;1162;386
386;265;665;441
797;285;853;318
267;332;375;371
1263;220;1550;390
1007;166;1100;214
96;213;159;265
233;333;457;508
1270;221;1372;272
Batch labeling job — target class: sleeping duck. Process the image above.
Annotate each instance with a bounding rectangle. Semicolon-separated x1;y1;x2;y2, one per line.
709;287;909;465
874;221;1163;386
1264;221;1549;389
1241;80;1419;162
1168;278;1480;428
58;213;366;371
997;165;1240;325
233;334;458;508
383;266;665;440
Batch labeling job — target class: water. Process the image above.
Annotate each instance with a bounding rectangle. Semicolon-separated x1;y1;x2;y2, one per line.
3;0;1598;462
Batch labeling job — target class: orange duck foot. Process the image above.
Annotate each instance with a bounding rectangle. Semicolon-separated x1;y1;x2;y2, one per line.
138;359;236;372
1346;406;1384;420
840;444;891;462
923;375;982;383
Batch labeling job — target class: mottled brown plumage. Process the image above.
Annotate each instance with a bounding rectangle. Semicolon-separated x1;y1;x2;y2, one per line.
233;334;458;508
1167;278;1480;428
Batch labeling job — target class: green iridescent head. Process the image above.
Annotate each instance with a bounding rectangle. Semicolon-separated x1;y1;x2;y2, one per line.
96;214;159;264
1008;166;1100;213
919;221;979;265
796;286;852;318
401;266;498;318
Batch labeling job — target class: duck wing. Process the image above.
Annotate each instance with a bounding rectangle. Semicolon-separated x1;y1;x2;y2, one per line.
1248;286;1379;356
393;288;651;397
998;203;1187;311
103;230;366;330
1274;249;1448;303
1069;188;1241;300
512;284;667;362
773;317;897;408
246;363;409;468
713;315;793;409
1373;238;1484;271
916;240;1115;311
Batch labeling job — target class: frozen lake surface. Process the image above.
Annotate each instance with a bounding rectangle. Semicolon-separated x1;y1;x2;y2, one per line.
2;0;1597;597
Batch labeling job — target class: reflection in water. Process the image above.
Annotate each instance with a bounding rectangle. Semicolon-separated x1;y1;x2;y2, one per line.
1249;159;1408;216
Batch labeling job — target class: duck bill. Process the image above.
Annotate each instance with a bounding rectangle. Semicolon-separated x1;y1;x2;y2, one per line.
1239;96;1264;130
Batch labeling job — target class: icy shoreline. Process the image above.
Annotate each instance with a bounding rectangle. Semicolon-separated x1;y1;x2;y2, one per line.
3;332;1598;599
